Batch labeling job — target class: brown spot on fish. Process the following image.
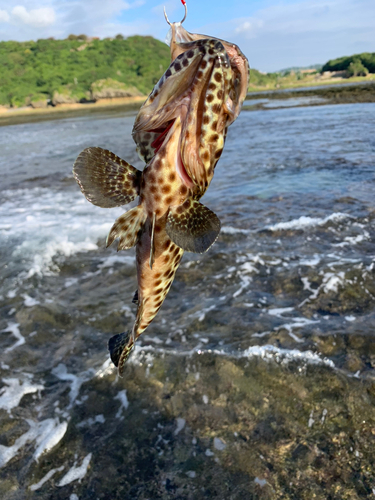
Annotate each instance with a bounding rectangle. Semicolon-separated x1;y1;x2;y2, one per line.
180;185;188;195
174;62;181;72
153;160;162;171
169;172;176;182
206;94;214;103
165;196;173;204
208;82;216;91
162;184;171;194
214;72;222;82
217;89;223;100
187;49;194;58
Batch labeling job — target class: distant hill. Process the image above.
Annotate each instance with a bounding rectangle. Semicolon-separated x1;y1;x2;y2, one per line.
277;64;322;75
322;52;375;73
0;35;170;107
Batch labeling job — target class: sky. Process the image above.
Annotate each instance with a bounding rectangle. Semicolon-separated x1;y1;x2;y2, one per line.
0;0;374;71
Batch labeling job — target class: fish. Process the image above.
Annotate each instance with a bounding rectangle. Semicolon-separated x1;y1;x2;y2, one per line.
73;4;249;376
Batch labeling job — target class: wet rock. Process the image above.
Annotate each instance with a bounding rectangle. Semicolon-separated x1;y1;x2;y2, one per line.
90;79;143;100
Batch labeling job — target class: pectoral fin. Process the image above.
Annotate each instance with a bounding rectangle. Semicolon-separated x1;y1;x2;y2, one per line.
73;147;141;208
166;199;221;253
106;205;146;250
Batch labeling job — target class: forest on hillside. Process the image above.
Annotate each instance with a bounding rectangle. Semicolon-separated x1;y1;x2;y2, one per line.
0;35;170;107
322;52;375;75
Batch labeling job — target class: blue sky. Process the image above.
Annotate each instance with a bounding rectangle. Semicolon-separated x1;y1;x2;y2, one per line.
0;0;374;71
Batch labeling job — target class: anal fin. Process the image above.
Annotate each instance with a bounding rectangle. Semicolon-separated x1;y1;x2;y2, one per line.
166;199;221;253
73;147;142;208
106;205;146;250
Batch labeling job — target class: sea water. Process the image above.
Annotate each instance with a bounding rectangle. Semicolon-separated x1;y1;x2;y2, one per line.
0;103;375;499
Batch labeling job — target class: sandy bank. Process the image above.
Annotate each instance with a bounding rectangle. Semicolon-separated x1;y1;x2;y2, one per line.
0;96;145;127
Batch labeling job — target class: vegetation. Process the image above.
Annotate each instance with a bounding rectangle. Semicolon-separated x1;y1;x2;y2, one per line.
0;35;374;108
322;52;375;73
0;35;170;107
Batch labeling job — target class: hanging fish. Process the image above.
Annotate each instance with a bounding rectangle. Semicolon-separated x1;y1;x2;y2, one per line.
73;2;249;375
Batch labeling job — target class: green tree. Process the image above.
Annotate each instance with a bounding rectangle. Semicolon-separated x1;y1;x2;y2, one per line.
347;59;369;77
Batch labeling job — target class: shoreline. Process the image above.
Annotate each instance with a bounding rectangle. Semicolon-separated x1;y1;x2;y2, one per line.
247;73;375;93
0;96;145;127
1;77;374;127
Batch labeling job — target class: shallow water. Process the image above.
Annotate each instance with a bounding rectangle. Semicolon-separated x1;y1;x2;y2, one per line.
1;102;375;499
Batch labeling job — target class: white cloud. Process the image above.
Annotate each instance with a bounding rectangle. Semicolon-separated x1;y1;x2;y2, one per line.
0;9;10;22
123;0;145;9
11;6;56;28
235;19;263;38
196;0;375;71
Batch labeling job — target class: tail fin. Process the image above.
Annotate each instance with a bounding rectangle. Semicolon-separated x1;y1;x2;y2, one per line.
108;331;134;377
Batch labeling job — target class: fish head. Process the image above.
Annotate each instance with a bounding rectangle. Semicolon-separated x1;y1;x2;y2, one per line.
174;26;249;124
132;9;249;194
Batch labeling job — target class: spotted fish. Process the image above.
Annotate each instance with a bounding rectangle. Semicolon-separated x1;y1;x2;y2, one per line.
73;4;249;376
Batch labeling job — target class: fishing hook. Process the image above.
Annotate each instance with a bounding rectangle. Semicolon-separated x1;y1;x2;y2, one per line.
164;0;187;26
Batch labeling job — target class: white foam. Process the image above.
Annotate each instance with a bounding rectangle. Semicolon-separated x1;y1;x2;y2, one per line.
76;415;105;428
29;465;65;491
98;254;134;269
0;187;124;279
213;437;226;451
22;294;40;307
268;307;294;317
254;477;267;488
299;255;321;266
221;226;252;235
267;213;350;231
323;272;345;293
52;364;94;408
58;453;92;487
0;418;67;468
33;419;68;461
334;231;370;247
0;377;44;413
174;417;186;436
2;322;25;353
115;390;129;419
242;345;335;368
